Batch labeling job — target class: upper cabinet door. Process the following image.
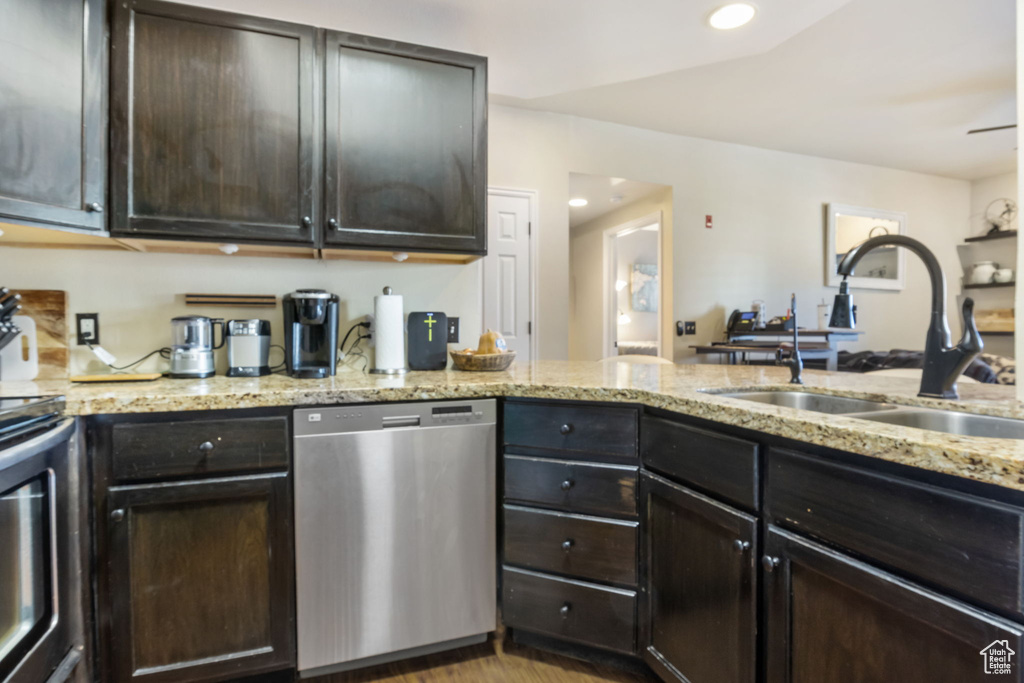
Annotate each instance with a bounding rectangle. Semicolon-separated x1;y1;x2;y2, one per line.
0;0;106;232
322;32;487;254
110;1;319;244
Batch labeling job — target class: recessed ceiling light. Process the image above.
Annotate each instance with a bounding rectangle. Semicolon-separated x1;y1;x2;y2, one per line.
569;198;589;207
708;3;756;30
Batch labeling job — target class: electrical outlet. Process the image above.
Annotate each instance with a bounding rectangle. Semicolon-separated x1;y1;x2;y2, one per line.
447;317;460;343
76;313;99;345
684;321;697;335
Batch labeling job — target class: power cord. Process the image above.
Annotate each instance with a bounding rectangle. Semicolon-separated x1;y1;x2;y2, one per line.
340;321;371;354
87;343;171;371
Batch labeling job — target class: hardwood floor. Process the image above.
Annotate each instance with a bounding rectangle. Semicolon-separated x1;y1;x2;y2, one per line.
306;636;655;683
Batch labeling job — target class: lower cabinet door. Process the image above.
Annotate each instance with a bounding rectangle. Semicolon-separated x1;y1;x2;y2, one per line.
103;473;294;683
641;472;757;683
764;526;1024;683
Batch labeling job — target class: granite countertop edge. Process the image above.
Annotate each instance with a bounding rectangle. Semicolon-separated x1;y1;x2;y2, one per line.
4;361;1023;493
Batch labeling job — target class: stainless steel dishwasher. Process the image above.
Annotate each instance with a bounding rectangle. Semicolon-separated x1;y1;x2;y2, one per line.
293;399;497;677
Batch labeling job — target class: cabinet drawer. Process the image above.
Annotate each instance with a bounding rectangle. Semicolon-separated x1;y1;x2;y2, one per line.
111;416;289;482
504;402;638;461
504;455;637;518
503;567;636;655
767;447;1024;619
641;415;759;510
504;505;638;585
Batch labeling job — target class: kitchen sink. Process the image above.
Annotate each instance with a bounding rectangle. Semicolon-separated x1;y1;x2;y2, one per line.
853;409;1024;440
716;391;896;415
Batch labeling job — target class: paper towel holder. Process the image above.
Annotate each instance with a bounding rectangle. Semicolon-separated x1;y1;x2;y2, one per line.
370;286;408;375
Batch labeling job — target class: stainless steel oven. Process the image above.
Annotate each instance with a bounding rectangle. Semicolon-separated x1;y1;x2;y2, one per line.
0;397;81;683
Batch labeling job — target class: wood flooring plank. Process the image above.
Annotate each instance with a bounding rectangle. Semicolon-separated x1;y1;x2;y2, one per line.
307;639;654;683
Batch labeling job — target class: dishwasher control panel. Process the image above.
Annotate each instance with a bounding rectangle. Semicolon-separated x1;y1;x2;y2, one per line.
294;399;497;436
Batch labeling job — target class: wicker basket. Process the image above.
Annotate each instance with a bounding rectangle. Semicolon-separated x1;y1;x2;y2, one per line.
450;350;516;371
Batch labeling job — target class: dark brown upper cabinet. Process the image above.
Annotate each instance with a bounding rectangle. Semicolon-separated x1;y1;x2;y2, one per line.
109;0;320;244
0;0;106;232
322;31;487;255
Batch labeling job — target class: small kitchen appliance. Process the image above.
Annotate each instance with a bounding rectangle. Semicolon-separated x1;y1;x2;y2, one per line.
226;319;271;377
407;311;448;370
169;316;224;379
283;290;339;378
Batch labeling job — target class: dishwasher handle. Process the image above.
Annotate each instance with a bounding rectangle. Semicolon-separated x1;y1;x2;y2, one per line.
382;415;421;429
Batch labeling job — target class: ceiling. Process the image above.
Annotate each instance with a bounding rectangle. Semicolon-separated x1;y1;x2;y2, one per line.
569;174;668;228
194;0;1017;179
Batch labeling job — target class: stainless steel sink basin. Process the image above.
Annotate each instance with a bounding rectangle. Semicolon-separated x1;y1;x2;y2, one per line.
853;409;1024;440
716;391;896;415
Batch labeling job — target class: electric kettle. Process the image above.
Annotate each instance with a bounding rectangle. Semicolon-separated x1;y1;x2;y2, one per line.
169;316;224;379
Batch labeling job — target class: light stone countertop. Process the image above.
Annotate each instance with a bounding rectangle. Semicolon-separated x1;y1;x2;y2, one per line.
3;361;1023;492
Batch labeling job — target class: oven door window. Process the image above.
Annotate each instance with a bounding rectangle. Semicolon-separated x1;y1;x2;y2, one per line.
0;475;52;679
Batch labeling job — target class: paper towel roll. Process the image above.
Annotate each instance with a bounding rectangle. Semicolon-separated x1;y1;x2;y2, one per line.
372;289;406;373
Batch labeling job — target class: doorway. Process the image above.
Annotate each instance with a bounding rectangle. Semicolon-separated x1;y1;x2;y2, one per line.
604;213;662;358
568;173;672;361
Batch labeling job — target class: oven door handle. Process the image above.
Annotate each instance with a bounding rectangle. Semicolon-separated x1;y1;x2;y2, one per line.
0;419;75;472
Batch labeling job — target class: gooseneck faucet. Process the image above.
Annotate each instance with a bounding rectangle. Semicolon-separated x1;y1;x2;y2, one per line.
777;293;803;384
833;234;983;400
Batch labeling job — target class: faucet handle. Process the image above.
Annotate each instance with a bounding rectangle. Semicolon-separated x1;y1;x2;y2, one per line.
958;297;984;355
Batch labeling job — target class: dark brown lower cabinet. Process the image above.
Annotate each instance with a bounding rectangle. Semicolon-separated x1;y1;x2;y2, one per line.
642;471;757;683
102;473;294;683
763;526;1024;683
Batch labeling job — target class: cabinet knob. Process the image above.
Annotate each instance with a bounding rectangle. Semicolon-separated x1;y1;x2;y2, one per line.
559;423;573;435
198;441;215;454
301;216;312;227
561;538;574;552
733;539;751;553
110;509;125;522
761;555;781;573
86;202;103;213
559;603;571;618
328;218;339;230
560;479;574;491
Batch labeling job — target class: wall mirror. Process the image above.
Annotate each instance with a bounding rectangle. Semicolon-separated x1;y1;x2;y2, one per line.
825;203;907;290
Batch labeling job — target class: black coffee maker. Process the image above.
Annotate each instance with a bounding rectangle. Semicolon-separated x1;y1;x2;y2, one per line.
282;289;340;378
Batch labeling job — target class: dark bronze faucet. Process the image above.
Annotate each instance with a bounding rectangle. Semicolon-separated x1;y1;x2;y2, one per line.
777;293;803;384
832;234;983;399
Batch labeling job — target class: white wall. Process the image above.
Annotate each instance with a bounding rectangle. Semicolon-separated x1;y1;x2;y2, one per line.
1;104;976;371
491;105;972;361
0;248;481;375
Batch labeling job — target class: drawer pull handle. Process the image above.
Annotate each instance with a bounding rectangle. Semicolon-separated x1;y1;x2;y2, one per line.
733;539;751;553
328;218;340;230
761;555;781;573
301;216;312;227
560;479;574;491
87;202;103;213
559;603;571;618
559;424;573;435
561;538;574;552
198;441;215;454
110;509;125;523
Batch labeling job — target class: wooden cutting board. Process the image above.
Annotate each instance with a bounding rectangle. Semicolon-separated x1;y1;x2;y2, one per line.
71;373;163;383
13;290;68;379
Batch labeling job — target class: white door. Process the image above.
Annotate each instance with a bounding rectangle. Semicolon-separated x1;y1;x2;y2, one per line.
482;189;533;360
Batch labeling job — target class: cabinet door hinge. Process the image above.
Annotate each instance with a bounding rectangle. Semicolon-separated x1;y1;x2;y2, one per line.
528;222;532;236
527;321;532;335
